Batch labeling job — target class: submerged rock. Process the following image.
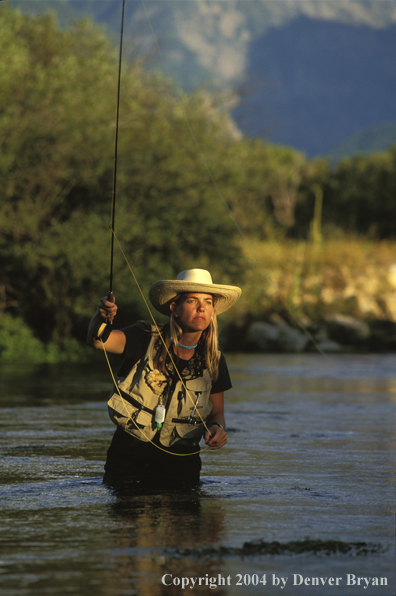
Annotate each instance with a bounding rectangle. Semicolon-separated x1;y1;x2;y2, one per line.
169;538;384;559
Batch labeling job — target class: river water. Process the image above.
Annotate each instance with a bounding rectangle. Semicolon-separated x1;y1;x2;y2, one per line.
0;353;395;596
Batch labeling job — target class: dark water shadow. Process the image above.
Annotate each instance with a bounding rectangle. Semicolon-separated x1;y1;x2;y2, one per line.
99;479;230;595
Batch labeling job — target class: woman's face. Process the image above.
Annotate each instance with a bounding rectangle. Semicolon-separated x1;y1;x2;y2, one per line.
171;293;215;333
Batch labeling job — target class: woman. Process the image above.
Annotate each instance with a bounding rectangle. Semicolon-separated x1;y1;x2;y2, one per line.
88;269;241;489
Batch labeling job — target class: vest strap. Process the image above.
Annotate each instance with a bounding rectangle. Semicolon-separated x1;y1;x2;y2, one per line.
117;387;155;415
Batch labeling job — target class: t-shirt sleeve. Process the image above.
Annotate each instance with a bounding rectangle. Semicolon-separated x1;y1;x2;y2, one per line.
210;353;232;394
116;322;151;377
121;323;151;358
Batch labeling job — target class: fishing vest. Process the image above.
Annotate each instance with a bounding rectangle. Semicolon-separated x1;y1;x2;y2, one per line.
107;331;213;447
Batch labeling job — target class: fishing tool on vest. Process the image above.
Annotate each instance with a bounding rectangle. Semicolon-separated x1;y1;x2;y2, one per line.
154;404;166;429
188;392;201;424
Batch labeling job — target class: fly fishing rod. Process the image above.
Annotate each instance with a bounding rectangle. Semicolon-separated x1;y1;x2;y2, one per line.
107;0;126;317
97;0;125;336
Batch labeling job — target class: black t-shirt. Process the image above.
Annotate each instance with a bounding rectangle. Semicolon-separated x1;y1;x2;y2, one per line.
118;322;232;394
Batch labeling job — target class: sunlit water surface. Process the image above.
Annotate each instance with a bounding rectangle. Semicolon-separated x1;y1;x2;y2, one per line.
0;353;395;596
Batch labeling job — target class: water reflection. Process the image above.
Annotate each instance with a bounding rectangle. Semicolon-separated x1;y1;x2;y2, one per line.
228;353;396;397
102;487;228;596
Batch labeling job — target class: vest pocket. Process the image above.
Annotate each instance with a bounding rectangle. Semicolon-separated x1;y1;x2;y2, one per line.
160;421;205;447
107;393;157;442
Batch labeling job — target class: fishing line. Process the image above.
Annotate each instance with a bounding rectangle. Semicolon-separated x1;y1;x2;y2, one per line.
139;0;325;355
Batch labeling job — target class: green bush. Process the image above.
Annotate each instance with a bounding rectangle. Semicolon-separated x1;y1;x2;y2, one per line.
0;313;87;363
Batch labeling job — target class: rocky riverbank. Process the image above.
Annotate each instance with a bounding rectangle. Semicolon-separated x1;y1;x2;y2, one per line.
223;250;396;353
241;313;396;353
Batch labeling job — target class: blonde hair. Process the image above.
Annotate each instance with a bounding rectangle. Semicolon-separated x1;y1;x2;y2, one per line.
153;294;220;381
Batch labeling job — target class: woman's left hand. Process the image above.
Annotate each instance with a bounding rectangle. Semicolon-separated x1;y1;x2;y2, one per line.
204;424;227;450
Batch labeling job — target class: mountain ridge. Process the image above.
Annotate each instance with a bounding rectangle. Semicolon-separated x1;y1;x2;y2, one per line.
11;0;396;157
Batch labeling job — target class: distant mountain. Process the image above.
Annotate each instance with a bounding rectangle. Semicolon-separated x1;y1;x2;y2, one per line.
329;122;396;163
234;16;396;156
11;0;396;158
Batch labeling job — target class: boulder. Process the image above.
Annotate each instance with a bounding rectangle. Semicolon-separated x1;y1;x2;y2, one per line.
269;313;308;353
368;319;396;350
315;339;344;353
324;314;370;345
277;325;308;353
244;318;308;353
244;321;280;351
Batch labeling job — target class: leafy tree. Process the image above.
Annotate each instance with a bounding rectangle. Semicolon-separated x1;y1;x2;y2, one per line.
0;5;117;339
0;5;245;345
325;146;396;238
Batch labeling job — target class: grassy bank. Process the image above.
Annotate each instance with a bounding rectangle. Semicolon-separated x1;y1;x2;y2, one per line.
231;238;396;325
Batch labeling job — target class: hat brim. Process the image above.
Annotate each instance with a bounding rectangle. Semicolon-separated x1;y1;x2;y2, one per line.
149;280;242;316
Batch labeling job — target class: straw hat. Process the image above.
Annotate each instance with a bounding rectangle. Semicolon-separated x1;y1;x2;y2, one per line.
149;269;242;316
